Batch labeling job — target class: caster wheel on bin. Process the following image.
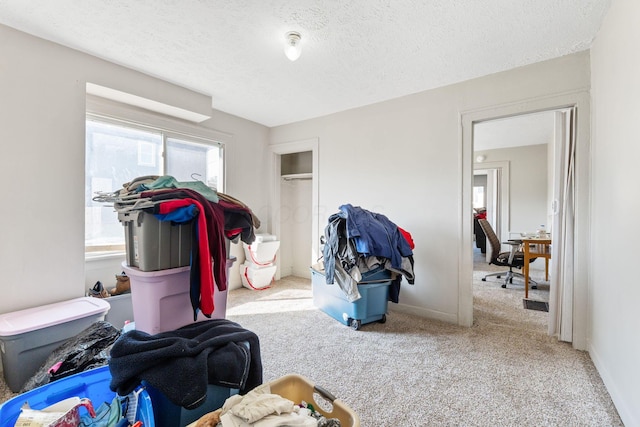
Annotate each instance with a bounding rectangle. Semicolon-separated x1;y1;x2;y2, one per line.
379;314;387;324
350;319;362;331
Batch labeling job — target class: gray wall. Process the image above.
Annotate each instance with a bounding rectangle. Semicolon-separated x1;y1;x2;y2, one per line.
0;24;270;312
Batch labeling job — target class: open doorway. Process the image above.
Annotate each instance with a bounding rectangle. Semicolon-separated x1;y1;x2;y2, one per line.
461;92;590;349
473;162;509;262
472;111;555;322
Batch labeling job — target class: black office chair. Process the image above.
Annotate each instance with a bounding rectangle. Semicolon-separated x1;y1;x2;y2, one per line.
477;219;537;288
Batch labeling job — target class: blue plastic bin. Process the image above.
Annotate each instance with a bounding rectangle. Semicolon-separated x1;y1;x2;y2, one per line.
0;366;154;427
145;382;237;427
311;267;391;330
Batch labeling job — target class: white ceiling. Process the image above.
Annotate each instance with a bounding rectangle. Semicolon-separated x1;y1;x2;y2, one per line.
474;111;556;151
0;0;610;130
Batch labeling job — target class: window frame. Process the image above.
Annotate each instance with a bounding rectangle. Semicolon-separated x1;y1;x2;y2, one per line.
85;95;228;257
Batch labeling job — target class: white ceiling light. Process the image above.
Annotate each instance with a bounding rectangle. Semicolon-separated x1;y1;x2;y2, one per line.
284;31;302;61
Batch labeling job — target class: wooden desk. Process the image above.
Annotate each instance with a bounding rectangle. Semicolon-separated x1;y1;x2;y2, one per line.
522;238;551;299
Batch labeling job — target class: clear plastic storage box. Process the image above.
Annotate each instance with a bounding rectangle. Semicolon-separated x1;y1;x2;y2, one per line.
0;297;110;392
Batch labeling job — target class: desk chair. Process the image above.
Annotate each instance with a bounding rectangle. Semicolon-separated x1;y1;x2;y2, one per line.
477;219;538;289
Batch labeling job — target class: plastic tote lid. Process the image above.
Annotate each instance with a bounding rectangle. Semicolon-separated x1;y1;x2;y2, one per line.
0;297;110;336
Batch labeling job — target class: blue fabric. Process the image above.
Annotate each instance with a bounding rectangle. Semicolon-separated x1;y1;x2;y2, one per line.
339;204;412;270
79;396;122;427
154;204;198;224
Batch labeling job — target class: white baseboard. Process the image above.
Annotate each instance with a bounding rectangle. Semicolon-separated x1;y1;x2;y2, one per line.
390;302;458;324
589;342;637;426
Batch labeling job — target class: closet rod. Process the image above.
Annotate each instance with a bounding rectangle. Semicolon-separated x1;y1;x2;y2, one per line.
282;176;312;181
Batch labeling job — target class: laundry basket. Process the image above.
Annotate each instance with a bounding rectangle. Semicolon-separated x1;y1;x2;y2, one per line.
268;374;360;427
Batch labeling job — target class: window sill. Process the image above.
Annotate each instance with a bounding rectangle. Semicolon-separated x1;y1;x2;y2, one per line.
85;251;126;262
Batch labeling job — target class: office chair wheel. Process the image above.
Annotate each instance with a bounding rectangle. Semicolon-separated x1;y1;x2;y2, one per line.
532;285;537;289
501;284;507;288
496;275;502;279
482;278;487;281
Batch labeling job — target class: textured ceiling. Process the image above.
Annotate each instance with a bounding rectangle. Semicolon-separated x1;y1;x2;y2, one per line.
0;0;610;127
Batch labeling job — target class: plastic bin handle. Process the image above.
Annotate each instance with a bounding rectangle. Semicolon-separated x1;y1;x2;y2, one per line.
45;383;88;405
314;384;337;402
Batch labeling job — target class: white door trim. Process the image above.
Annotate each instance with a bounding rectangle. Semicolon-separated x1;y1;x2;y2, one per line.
460;90;590;350
474;161;510;242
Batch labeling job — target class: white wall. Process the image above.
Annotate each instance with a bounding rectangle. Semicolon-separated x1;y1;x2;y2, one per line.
590;0;640;424
270;52;590;324
0;24;270;313
281;179;312;278
475;144;548;234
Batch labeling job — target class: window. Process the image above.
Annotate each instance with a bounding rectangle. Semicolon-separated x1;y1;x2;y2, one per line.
85;117;224;254
473;186;486;209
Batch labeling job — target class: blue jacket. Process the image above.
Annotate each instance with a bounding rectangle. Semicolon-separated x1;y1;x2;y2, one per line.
339;204;413;270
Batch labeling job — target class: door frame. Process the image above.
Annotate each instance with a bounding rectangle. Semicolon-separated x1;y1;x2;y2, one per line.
474;161;510;242
270;138;320;280
460;91;591;350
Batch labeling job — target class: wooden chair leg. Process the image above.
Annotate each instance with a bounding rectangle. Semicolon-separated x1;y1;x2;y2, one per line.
545;258;549;281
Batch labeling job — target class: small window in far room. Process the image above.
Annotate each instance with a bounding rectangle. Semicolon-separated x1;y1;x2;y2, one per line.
473;186;486;210
85;117;224;255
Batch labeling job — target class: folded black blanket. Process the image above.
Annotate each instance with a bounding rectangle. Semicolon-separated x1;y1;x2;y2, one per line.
108;319;262;409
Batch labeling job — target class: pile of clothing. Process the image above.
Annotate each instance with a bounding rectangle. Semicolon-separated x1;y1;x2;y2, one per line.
323;204;415;303
109;319;262;410
96;175;260;319
194;384;341;427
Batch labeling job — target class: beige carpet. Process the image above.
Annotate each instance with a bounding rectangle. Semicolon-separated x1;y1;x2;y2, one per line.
0;253;623;426
223;256;622;426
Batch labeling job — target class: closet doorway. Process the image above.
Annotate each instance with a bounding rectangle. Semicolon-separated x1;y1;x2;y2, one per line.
270;139;319;281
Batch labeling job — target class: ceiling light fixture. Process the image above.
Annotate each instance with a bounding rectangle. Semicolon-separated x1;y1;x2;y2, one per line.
284;31;302;61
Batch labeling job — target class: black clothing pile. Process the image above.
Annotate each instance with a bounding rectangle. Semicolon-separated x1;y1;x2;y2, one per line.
109;319;262;410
